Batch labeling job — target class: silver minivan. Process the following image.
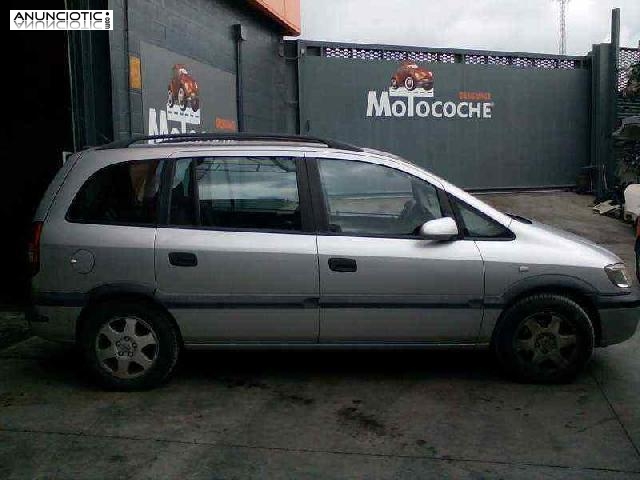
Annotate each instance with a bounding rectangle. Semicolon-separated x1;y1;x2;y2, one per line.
28;134;639;389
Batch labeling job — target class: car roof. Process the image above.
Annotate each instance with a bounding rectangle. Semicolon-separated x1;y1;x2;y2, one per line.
84;133;513;227
98;133;364;152
92;135;419;175
88;133;435;183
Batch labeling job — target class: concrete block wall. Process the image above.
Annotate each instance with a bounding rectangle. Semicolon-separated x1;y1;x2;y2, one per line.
108;0;298;139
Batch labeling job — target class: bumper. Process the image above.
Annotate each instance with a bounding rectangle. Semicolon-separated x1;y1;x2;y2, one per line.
416;80;433;90
596;287;640;347
26;305;80;343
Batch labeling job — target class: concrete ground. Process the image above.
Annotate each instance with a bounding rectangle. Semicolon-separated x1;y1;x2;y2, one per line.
1;192;638;479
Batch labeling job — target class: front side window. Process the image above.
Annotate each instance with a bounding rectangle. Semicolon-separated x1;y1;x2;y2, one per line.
67;160;162;225
317;159;443;236
452;198;512;239
169;157;302;231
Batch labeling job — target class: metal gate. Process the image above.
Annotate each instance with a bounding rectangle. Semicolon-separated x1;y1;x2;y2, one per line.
294;41;591;190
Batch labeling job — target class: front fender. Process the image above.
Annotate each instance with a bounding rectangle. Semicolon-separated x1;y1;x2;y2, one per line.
478;274;599;344
487;274;599;308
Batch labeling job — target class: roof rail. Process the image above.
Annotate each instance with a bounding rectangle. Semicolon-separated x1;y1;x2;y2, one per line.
98;133;363;152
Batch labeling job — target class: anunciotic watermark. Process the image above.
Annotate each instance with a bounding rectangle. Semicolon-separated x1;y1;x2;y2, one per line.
10;10;113;30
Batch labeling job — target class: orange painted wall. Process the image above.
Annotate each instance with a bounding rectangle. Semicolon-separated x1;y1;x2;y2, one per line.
248;0;301;36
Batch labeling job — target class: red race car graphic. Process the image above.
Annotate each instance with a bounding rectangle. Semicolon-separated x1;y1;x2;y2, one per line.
167;64;200;112
391;61;434;91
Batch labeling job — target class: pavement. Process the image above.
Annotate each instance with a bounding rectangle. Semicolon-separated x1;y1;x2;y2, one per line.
1;192;639;479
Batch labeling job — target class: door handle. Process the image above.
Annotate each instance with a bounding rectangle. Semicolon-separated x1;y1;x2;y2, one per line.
168;252;198;267
328;257;357;272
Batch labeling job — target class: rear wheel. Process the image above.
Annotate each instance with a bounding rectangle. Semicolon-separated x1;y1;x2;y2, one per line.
404;76;415;90
79;300;180;390
493;294;594;383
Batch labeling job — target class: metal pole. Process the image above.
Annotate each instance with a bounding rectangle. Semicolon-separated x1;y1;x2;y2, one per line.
233;24;245;132
605;8;620;195
124;0;133;137
611;8;620;94
557;0;569;55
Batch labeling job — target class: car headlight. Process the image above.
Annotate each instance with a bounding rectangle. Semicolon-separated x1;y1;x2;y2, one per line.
604;263;631;288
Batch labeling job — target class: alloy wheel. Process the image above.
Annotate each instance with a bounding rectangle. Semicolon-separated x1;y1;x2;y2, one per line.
95;316;159;379
513;311;578;374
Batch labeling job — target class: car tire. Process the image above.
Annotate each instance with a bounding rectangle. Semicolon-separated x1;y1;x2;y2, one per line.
178;86;186;111
493;294;594;383
404;76;415;90
79;300;180;391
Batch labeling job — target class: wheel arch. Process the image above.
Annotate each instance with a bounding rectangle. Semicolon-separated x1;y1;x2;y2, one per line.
490;276;601;346
76;284;183;348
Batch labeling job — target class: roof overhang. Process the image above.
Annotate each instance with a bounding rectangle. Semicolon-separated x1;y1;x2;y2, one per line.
248;0;301;36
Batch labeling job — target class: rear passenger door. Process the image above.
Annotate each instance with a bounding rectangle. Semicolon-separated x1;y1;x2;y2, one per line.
154;151;319;344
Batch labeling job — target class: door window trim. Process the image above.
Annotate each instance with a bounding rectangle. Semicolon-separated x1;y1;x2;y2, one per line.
160;156;316;234
307;157;457;240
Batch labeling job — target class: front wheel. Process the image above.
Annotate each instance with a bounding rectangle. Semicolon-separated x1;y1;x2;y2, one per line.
493;294;594;383
79;300;180;390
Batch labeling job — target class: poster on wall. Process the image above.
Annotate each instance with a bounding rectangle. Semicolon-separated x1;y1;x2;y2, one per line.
140;41;237;136
366;61;493;119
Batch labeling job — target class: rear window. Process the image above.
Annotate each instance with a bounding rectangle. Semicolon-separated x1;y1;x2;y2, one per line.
66;160;163;225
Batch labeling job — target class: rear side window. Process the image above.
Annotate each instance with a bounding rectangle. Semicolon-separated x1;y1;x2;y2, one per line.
169;157;302;231
170;158;197;226
67;160;163;225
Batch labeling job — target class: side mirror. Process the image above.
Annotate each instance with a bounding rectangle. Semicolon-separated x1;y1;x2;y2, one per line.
419;217;459;241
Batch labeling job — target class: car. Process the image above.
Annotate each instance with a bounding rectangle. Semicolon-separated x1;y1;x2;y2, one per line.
167;64;199;112
391;61;434;91
622;184;640;282
28;133;640;390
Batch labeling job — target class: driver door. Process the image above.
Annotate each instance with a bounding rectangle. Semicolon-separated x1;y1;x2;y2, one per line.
311;157;485;343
